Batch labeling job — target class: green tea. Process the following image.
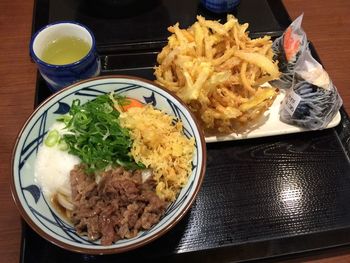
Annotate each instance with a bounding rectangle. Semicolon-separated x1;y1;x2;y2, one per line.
41;36;91;65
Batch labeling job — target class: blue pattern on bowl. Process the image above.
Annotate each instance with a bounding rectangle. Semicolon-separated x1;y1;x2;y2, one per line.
22;185;41;203
53;102;71;114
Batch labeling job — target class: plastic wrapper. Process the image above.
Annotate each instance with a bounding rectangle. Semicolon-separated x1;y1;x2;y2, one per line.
270;14;308;89
280;50;342;130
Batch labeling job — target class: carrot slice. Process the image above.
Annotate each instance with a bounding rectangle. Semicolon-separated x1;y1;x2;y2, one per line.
283;27;300;62
121;98;144;111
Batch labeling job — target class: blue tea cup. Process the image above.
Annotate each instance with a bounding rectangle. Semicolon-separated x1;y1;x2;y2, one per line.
30;21;101;93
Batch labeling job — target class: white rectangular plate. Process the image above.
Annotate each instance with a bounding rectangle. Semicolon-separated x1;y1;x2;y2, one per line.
205;89;341;143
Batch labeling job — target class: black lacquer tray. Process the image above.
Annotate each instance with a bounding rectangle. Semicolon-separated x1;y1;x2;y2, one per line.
22;0;350;262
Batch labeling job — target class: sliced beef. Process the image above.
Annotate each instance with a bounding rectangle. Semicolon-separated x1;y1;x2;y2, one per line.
70;165;168;245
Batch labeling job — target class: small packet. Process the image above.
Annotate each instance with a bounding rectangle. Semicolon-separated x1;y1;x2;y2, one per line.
280;50;342;130
270;14;308;89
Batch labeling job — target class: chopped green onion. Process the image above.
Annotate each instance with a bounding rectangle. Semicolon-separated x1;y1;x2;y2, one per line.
58;139;68;151
56;114;72;123
57;94;143;174
44;130;60;147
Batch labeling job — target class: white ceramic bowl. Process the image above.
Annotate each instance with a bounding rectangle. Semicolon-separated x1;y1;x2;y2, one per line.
11;75;206;254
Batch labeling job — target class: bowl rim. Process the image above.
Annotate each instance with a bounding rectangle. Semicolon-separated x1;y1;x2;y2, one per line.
10;75;207;254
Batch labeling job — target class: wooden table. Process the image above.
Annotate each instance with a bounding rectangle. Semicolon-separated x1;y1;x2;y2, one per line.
0;0;349;262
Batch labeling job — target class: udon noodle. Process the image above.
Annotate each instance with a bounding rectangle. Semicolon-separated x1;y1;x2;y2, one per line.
35;95;195;245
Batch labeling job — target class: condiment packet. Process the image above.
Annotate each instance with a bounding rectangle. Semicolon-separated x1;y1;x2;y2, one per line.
279;50;342;130
270;14;308;89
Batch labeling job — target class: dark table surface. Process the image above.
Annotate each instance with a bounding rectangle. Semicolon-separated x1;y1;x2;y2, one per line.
1;0;350;262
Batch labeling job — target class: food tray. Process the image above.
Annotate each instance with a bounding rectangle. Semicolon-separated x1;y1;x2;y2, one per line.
205;88;341;143
22;0;350;262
